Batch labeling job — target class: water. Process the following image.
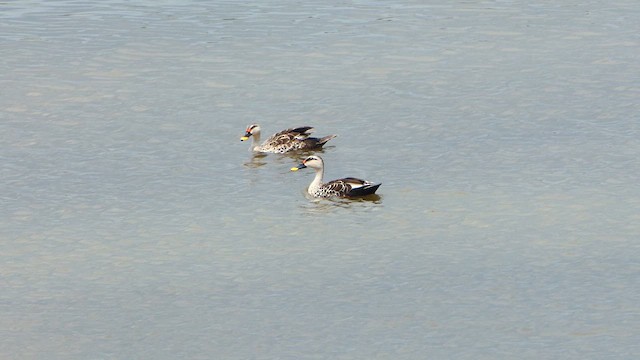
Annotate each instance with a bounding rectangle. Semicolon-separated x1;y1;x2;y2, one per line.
2;1;639;359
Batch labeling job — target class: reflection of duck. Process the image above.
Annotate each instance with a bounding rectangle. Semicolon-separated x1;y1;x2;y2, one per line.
291;155;381;198
240;124;336;153
243;153;268;168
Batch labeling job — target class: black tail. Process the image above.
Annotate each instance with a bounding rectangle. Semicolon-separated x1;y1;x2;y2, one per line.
305;134;337;148
317;134;337;146
347;183;381;197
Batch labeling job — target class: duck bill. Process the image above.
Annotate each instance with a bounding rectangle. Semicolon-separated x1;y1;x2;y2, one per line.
240;132;251;141
290;163;307;171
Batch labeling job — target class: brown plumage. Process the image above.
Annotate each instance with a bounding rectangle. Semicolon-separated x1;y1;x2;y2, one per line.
241;124;336;153
290;155;381;198
322;177;382;197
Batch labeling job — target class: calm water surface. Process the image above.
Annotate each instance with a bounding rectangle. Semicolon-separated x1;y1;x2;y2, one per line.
1;1;639;359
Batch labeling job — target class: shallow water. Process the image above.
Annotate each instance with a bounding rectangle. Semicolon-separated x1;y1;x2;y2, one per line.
2;1;639;359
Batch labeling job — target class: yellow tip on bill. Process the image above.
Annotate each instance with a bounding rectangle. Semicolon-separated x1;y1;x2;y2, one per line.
290;167;299;171
240;136;249;141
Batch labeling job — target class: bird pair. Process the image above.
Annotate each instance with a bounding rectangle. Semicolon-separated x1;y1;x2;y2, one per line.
241;124;381;198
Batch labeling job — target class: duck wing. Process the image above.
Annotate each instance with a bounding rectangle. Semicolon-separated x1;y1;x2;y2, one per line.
262;127;315;152
346;182;381;196
322;177;381;197
272;126;314;139
300;134;337;149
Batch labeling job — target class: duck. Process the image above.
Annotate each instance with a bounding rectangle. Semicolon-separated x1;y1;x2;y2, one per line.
240;124;337;153
290;155;381;198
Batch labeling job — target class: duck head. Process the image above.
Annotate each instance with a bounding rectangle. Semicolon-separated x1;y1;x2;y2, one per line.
240;124;260;141
291;155;323;171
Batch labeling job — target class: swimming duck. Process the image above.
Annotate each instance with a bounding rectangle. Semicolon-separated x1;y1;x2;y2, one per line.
240;124;337;153
290;155;381;198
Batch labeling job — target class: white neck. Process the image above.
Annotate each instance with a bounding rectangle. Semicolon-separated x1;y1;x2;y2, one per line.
308;166;324;194
250;131;261;151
